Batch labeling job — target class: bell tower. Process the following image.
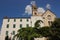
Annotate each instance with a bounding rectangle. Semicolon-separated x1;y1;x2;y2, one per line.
31;1;37;16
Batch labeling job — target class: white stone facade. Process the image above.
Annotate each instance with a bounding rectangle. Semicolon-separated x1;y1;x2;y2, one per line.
31;16;44;27
0;16;45;40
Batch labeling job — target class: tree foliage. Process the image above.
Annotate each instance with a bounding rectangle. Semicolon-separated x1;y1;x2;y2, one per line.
14;18;60;40
51;18;60;28
5;35;9;40
14;27;41;40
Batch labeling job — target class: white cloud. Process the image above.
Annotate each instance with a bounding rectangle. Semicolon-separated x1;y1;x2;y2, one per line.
30;1;36;5
25;4;45;15
25;5;32;15
37;7;45;13
46;4;51;9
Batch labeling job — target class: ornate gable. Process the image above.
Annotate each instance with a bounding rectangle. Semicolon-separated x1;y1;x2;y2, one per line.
42;9;56;21
42;9;56;17
41;9;56;26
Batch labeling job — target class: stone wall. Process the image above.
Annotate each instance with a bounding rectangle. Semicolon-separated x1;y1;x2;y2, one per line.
34;37;47;40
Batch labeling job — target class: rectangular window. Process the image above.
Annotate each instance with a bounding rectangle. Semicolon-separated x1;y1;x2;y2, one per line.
14;19;16;22
20;24;22;28
6;31;8;35
13;31;15;35
20;19;22;22
26;24;29;27
48;21;50;26
13;24;15;28
51;21;52;24
7;24;9;28
48;21;52;26
8;19;10;22
27;19;29;22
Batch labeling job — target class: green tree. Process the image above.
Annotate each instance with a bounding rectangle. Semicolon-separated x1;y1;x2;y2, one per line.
14;27;41;40
49;18;60;40
51;18;60;28
38;18;60;40
38;27;50;37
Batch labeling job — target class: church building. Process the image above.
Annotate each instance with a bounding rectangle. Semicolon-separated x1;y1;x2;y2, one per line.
0;1;56;40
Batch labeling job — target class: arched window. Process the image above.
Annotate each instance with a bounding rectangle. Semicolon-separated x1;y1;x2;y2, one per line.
34;20;44;28
34;12;37;15
47;15;51;20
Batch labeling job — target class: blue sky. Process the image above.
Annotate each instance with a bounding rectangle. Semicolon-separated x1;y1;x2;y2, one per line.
0;0;60;28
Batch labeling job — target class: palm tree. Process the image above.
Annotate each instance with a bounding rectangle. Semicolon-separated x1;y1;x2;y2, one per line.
38;27;50;37
13;27;41;40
